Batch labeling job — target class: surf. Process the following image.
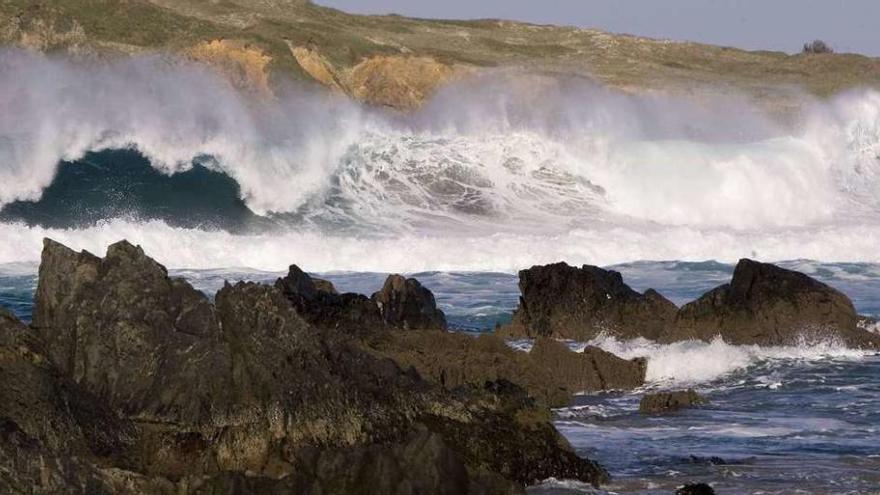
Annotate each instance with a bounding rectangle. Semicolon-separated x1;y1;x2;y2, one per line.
2;49;880;271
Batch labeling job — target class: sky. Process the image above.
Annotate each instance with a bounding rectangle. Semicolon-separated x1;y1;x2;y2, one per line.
316;0;880;57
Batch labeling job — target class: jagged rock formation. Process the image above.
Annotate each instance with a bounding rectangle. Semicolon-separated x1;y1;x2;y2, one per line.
498;262;677;340
639;389;708;415
665;259;880;347
275;266;447;332
372;274;447;330
0;238;610;493
499;259;880;348
275;264;384;334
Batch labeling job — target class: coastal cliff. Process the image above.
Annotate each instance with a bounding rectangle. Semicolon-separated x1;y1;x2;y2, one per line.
2;0;879;112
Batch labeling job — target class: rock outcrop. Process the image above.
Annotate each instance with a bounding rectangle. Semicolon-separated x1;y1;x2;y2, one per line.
666;259;880;347
275;266;447;333
639;389;708;414
499;262;677;341
4;238;610;492
32;239;231;423
275;264;384;333
529;338;646;393
498;259;880;348
367;331;646;408
372;274;448;330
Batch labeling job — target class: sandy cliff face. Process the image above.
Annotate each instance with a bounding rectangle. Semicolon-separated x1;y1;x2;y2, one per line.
187;39;273;95
290;45;463;109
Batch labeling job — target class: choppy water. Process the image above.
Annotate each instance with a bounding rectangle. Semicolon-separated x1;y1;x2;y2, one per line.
4;48;880;494
2;260;879;494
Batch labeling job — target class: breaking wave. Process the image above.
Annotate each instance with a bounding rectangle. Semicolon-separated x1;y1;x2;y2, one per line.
2;49;880;270
511;334;874;388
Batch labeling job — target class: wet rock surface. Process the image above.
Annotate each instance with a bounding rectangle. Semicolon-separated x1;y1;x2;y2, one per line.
676;482;716;495
639;389;708;414
500;259;880;348
498;262;677;341
1;239;609;493
667;259;880;347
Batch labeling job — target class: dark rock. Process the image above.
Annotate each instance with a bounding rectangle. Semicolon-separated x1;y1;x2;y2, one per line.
687;455;727;465
0;299;171;494
366;330;572;407
18;238;608;491
31;238;233;424
639;389;707;414
667;259;880;347
496;259;879;348
372;274;447;330
423;379;609;487
367;331;646;409
275;264;383;333
676;482;716;495
530;338;647;392
498;262;677;340
312;277;338;294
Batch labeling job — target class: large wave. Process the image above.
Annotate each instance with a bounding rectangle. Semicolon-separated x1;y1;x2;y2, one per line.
2;49;880;270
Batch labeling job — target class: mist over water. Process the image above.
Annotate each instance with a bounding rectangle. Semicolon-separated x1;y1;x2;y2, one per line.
2;49;880;271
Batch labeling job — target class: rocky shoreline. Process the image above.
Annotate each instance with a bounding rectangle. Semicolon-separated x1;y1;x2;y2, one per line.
2;239;878;494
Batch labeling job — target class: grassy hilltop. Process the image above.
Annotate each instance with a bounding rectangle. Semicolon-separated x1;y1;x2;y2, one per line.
2;0;879;112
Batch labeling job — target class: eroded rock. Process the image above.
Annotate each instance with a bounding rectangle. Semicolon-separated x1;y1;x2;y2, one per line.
667;259;880;347
275;264;383;333
372;274;447;330
498;259;880;349
16;238;608;492
499;262;677;341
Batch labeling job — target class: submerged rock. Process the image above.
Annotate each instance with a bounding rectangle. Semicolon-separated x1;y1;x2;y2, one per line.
639;389;708;414
372;274;447;330
667;259;880;347
498;262;677;341
676;482;716;495
10;238;608;492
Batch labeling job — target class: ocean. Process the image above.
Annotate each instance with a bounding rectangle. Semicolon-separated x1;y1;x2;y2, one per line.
2;49;880;493
2;261;879;494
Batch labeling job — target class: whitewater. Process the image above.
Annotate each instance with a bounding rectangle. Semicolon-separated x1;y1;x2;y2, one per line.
2;260;879;494
3;49;880;493
1;49;880;271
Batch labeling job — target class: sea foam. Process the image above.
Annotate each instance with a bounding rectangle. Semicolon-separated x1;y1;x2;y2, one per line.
2;50;880;270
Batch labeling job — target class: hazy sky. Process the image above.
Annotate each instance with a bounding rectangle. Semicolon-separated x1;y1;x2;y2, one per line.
316;0;880;56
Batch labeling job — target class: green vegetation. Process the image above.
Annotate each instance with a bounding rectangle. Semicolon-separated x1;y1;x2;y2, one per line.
803;39;834;54
1;0;878;113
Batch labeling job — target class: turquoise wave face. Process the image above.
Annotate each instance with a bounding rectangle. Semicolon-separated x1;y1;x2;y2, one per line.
0;149;264;232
